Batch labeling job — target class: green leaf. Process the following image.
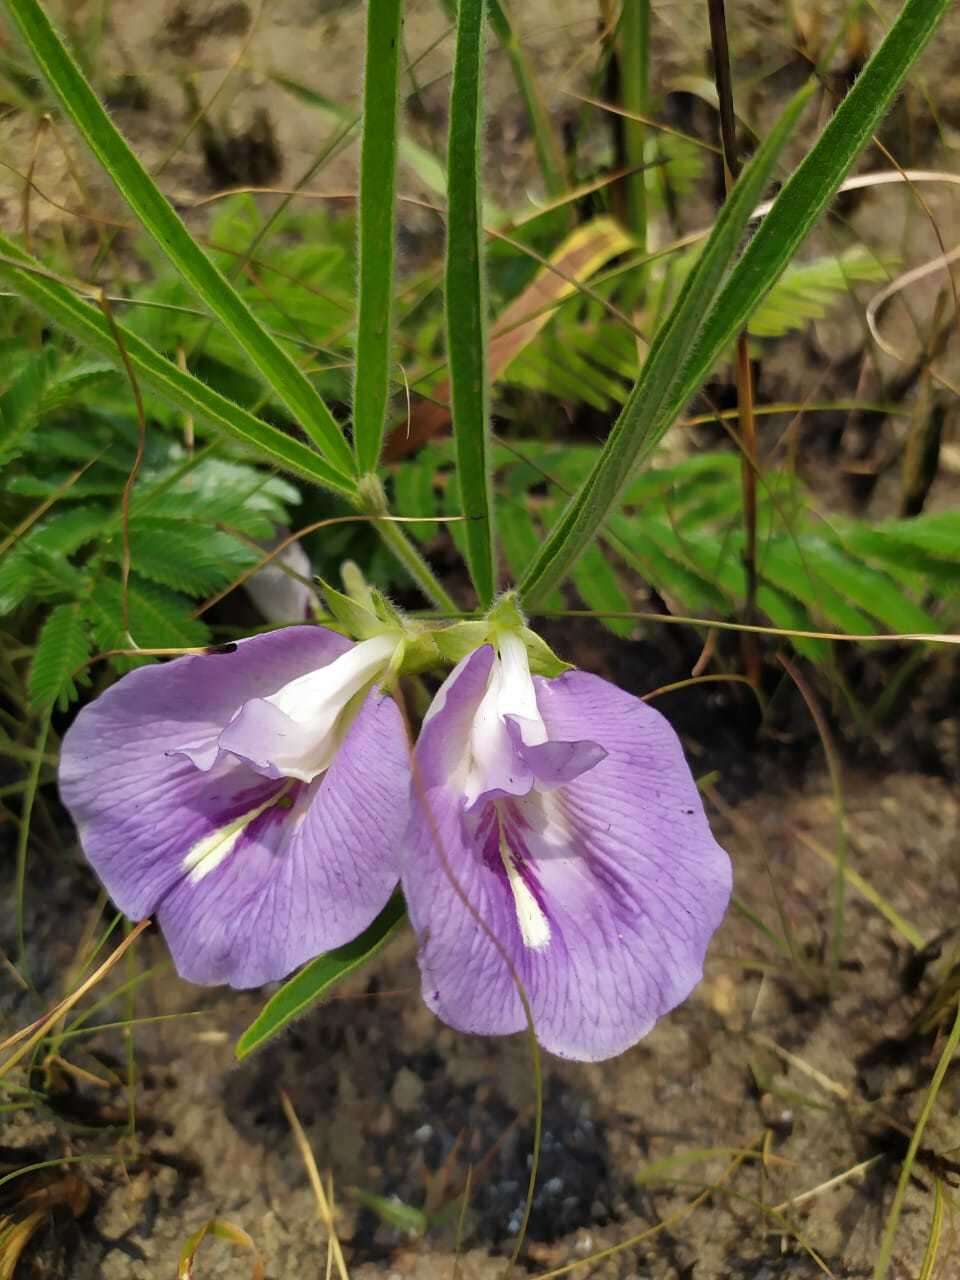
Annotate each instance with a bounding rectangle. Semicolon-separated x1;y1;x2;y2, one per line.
0;352;47;457
0;230;356;498
0;546;86;615
518;79;815;606
571;542;634;638
353;0;403;473
2;0;354;476
685;0;950;410
38;357;117;416
748;248;895;338
235;893;407;1059
28;601;90;710
88;574;209;667
113;527;258;598
16;505;107;558
446;0;495;606
791;539;939;635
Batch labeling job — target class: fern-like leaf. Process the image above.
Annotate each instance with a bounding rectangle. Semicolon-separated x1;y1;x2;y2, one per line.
88;574;209;670
28;601;90;710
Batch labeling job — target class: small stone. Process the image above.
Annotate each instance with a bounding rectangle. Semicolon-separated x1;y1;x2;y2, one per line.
390;1067;424;1115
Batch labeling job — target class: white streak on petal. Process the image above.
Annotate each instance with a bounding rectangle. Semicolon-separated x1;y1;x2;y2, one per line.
183;793;283;883
498;824;551;951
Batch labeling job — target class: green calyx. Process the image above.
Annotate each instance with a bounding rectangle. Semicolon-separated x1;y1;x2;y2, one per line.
433;592;571;678
321;562;439;679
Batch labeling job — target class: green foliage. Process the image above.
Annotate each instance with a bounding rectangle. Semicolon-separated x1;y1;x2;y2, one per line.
27;601;90;710
393;439;952;653
503;248;896;413
0;334;300;708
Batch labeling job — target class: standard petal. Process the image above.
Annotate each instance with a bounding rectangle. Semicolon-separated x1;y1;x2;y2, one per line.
59;625;351;918
156;688;410;986
404;670;732;1061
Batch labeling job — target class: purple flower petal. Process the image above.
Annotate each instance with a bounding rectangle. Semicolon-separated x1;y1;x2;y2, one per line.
59;626;409;987
403;665;732;1061
157;690;409;986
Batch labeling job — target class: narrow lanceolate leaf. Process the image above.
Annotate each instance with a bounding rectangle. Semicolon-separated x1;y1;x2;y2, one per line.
353;0;404;473
684;0;951;407
3;0;354;477
0;232;357;498
446;0;496;606
235;893;407;1059
520;0;949;610
518;80;815;607
29;602;90;711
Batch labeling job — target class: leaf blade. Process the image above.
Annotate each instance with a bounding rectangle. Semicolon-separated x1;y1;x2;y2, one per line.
446;0;496;606
353;0;404;473
235;893;407;1059
3;0;354;475
518;78;815;606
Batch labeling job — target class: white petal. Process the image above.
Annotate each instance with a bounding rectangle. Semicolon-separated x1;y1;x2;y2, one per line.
495;632;546;746
262;633;397;779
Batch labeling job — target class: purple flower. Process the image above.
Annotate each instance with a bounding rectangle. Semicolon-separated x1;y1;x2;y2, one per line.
59;626;408;987
401;636;732;1061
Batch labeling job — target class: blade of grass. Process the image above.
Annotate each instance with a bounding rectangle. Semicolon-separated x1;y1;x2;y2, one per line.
3;0;354;476
486;0;567;197
446;0;495;606
619;0;650;249
353;0;404;474
874;999;960;1280
0;236;357;497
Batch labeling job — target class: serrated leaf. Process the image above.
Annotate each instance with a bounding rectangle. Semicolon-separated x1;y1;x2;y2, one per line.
28;601;90;710
0;353;47;453
21;505;108;557
38;358;117;416
0;546;86;614
748;248;895;338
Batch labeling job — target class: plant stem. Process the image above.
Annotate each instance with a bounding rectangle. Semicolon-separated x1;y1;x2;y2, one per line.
619;0;650;252
707;0;760;682
372;515;459;614
15;713;52;978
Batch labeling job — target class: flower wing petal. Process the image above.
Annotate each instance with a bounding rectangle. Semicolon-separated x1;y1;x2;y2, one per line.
404;670;731;1061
